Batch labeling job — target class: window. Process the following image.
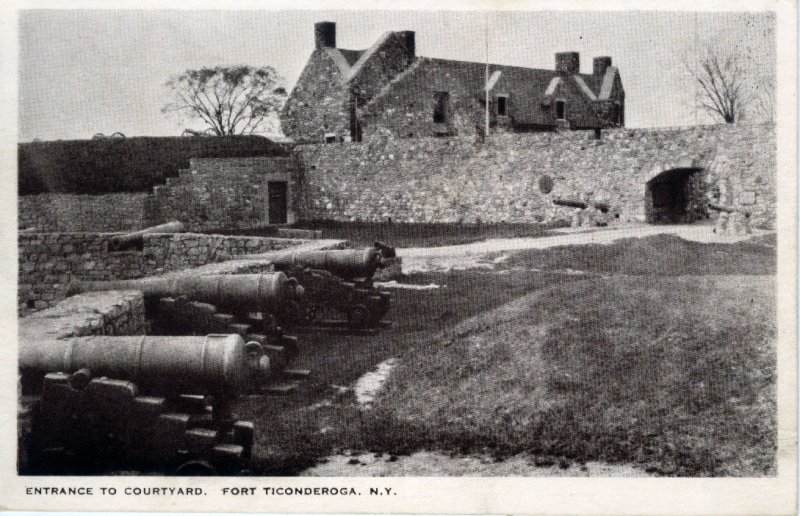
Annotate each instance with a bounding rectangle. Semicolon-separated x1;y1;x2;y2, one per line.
497;96;507;116
433;91;449;123
555;100;566;120
614;102;623;125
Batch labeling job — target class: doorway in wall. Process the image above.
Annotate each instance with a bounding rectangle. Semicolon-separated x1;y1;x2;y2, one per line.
268;181;288;224
645;168;706;224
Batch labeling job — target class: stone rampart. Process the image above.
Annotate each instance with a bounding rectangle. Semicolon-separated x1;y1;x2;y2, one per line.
297;123;775;229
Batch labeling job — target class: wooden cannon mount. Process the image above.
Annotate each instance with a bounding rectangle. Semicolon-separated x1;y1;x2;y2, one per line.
553;197;617;227
19;334;268;475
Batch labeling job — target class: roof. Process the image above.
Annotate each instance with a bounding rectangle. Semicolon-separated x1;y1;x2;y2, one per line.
338;49;365;66
365;57;621;127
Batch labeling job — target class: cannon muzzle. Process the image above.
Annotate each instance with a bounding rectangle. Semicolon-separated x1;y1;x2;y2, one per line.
20;334;270;396
67;273;302;315
108;221;186;252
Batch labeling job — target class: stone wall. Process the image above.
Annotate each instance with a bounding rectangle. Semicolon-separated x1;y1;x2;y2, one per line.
18;193;155;232
18;232;306;314
297;123;775;229
281;49;351;143
151;157;302;231
20;291;147;342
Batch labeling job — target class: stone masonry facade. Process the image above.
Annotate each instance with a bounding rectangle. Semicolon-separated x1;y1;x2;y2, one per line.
297;123;775;229
19;193;157;232
151;157;302;231
18;125;775;237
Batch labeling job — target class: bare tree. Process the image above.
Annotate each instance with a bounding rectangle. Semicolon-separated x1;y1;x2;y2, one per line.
683;44;775;124
684;49;746;124
162;66;287;136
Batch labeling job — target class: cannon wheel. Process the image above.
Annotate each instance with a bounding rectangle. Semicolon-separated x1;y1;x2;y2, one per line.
347;304;371;329
175;459;217;476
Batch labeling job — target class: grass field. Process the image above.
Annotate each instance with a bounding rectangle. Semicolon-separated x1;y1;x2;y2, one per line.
238;233;777;476
366;275;776;476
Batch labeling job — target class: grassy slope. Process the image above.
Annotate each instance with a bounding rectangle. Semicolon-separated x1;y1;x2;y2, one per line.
363;234;778;476
367;275;776;476
237;234;776;476
499;234;777;276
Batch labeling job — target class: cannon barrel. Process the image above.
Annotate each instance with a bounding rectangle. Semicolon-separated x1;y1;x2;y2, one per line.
708;202;751;216
20;334;266;396
271;248;383;279
67;273;301;314
108;221;186;251
553;198;588;209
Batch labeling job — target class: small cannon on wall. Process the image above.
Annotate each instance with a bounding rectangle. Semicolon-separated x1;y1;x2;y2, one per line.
19;334;269;474
708;202;752;236
270;244;394;329
108;221;186;252
553;197;616;227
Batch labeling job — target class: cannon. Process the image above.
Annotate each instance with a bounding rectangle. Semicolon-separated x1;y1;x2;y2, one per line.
553;197;589;210
270;248;382;281
270;246;393;329
66;273;304;376
19;334;270;475
553;197;612;213
708;202;752;217
68;273;303;318
108;221;186;252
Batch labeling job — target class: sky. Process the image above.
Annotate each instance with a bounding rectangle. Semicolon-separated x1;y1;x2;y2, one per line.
18;9;775;141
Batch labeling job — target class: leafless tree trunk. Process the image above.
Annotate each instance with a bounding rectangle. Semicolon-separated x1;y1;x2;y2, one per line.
684;49;746;124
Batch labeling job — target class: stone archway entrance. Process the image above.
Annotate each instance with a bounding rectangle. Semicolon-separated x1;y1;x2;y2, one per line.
645;168;707;224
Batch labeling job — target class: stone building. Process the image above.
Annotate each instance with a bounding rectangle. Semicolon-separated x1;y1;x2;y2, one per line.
281;22;625;143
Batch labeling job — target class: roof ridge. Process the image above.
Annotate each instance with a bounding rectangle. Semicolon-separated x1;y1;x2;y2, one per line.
346;31;393;82
572;75;598;101
598;66;619;100
363;57;426;110
323;48;353;77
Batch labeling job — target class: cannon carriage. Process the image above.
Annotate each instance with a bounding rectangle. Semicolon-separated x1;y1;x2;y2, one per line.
269;244;394;329
19;334;270;475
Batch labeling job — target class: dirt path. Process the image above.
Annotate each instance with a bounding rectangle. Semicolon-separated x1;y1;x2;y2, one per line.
398;223;773;273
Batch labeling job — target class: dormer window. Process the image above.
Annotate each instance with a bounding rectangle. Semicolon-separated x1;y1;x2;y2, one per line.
555;100;566;120
497;95;508;116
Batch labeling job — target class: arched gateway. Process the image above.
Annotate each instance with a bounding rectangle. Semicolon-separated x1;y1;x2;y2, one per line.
644;167;708;224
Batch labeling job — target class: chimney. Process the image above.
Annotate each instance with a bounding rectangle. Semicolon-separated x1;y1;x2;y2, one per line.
314;22;336;50
397;31;416;58
555;52;580;74
593;56;612;76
